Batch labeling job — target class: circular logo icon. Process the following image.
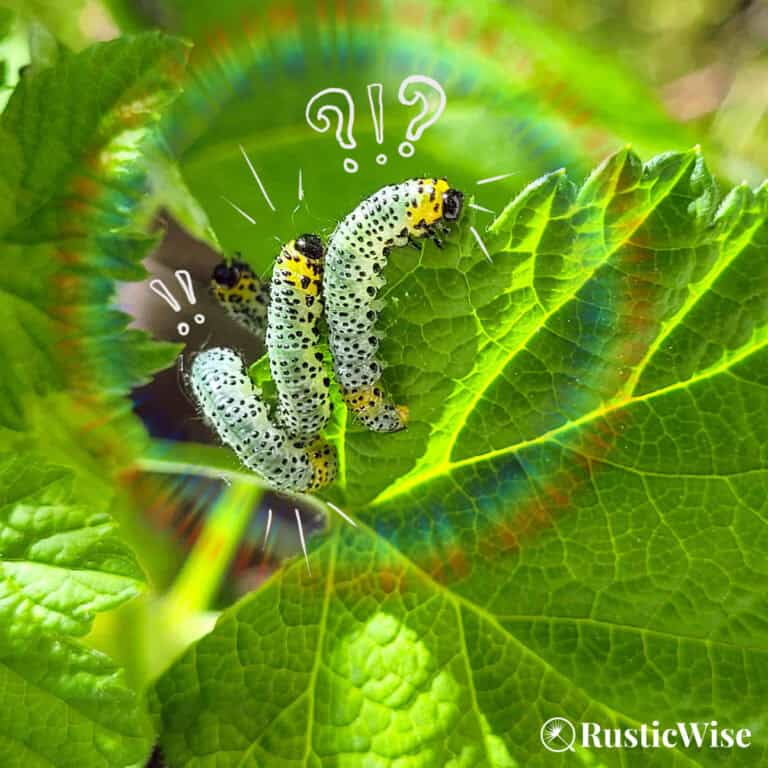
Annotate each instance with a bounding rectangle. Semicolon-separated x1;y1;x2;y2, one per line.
540;717;577;753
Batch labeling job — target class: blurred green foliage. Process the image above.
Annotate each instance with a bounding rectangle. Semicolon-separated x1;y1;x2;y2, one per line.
524;0;768;181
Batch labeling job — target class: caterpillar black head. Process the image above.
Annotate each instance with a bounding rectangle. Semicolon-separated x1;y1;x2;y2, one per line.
442;188;464;221
294;233;324;261
212;259;250;288
210;256;270;339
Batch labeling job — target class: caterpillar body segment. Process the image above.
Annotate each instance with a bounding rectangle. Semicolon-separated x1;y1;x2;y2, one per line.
189;347;336;493
341;386;410;433
266;234;332;439
324;177;464;432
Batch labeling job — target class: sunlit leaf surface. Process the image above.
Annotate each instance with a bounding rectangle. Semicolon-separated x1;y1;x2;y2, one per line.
0;457;152;767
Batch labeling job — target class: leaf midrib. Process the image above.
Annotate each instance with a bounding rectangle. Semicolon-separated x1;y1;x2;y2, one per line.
342;519;707;768
623;185;764;399
232;525;339;768
496;614;768;654
372;332;768;505
556;442;768;479
438;150;694;468
454;601;496;766
0;561;142;633
1;558;142;584
0;653;143;742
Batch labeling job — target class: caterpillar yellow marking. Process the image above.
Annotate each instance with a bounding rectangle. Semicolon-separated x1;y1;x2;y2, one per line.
405;177;451;231
304;436;338;491
276;240;323;295
341;385;410;433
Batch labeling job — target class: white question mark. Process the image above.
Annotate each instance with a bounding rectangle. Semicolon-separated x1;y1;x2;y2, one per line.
397;75;447;158
305;87;358;173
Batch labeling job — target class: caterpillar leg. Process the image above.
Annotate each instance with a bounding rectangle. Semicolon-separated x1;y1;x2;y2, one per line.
304;436;338;491
341;385;409;433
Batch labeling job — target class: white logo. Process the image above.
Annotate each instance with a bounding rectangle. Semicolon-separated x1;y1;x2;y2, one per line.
539;718;752;752
540;717;577;753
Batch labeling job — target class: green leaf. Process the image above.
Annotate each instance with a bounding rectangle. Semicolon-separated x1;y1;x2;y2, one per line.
0;455;153;767
0;633;153;768
0;7;11;85
0;457;145;640
0;0;88;51
131;139;220;247
0;7;11;38
154;148;768;766
26;19;64;72
0;10;28;114
0;32;187;433
1;33;184;235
